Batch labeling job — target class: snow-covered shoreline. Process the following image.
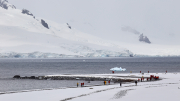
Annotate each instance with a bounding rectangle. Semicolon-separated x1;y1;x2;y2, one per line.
0;73;179;101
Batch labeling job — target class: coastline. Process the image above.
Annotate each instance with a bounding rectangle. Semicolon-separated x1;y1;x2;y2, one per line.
0;73;179;101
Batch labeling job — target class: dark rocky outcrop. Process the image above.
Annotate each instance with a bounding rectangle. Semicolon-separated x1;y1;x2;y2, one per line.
41;19;49;29
139;33;151;44
30;76;36;79
0;0;16;9
67;23;71;29
13;75;21;78
22;9;34;17
130;54;133;57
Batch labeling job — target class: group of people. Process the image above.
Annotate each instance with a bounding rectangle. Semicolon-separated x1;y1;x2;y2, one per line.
77;80;138;87
77;82;85;87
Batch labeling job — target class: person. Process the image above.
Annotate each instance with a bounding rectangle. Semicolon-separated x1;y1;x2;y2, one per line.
108;80;110;85
135;81;137;86
77;82;79;87
120;82;122;86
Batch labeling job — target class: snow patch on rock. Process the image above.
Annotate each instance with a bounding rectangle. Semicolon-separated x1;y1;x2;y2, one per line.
22;9;35;18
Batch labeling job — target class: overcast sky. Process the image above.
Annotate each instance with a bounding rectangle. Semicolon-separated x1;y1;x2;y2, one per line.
8;0;180;44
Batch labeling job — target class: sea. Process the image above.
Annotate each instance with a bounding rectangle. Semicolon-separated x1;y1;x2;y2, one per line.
0;57;180;92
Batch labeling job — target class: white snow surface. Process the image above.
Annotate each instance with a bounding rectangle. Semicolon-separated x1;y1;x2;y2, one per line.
0;73;179;101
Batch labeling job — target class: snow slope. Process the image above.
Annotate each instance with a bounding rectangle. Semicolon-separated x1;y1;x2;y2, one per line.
0;6;132;58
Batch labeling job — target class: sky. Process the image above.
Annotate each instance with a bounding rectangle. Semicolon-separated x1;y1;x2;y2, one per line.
8;0;180;45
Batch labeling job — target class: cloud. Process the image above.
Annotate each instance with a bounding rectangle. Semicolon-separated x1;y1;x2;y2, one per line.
121;26;140;35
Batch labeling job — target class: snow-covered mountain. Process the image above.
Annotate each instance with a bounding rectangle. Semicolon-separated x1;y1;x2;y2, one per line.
0;1;134;58
0;0;180;58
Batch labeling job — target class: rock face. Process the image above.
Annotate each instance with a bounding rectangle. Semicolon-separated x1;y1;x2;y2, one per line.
139;34;151;44
0;0;16;9
41;19;49;29
22;9;34;17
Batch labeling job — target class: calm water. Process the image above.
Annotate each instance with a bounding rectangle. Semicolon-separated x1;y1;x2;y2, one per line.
0;57;180;92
